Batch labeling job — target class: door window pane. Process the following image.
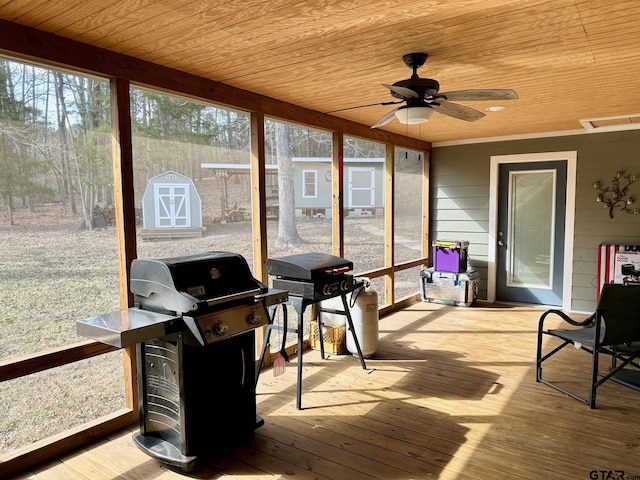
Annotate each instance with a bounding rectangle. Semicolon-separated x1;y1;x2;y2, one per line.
508;170;555;288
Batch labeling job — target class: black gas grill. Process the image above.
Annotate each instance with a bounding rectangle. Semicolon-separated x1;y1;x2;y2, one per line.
257;252;367;409
77;251;287;472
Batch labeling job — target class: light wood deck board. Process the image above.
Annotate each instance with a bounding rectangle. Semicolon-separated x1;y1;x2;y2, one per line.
22;302;640;479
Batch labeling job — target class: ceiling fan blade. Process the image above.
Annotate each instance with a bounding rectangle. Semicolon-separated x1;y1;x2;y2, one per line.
382;84;419;99
371;108;401;129
431;100;485;122
436;89;519;101
326;100;402;114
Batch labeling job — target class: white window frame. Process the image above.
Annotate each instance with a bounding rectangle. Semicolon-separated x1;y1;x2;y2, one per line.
302;169;318;198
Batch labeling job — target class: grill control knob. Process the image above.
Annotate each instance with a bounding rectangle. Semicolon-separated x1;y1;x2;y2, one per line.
214;321;229;336
247;311;262;325
323;284;332;295
340;280;349;291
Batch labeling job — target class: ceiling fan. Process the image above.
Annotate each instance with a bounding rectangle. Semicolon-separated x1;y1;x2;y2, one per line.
332;53;518;129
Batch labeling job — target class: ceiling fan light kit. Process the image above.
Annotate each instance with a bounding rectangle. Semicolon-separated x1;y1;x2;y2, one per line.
336;52;518;129
395;106;434;124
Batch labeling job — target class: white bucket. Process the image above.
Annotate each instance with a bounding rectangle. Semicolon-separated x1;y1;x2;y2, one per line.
345;286;379;358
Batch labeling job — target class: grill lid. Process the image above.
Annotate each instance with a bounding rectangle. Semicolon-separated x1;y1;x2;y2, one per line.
131;251;266;314
267;252;352;281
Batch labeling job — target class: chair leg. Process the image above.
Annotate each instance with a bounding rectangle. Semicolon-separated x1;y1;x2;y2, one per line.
535;328;544;382
536;333;594;406
589;348;600;409
598;349;640;391
536;335;571;382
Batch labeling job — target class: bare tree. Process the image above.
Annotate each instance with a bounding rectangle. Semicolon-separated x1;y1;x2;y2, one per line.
275;122;302;246
53;72;77;216
0;61;54;224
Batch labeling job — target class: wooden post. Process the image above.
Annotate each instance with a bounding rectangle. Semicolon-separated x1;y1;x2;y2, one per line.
110;77;138;413
332;132;345;257
250;111;268;282
384;143;395;306
422;150;431;261
250;111;269;363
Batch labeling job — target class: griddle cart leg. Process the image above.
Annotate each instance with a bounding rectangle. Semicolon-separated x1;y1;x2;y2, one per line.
294;295;367;410
317;306;326;360
255;300;305;410
256;295;367;411
296;307;305;410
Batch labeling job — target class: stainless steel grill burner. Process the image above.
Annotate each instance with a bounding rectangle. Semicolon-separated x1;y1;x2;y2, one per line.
76;251;287;472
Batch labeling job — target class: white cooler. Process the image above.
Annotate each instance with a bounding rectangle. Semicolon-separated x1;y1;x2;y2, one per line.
420;268;479;307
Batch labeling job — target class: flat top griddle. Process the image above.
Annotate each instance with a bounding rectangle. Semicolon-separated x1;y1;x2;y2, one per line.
267;252;352;280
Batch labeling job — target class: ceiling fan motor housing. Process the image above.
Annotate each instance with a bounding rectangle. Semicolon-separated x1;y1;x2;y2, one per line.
391;78;440;99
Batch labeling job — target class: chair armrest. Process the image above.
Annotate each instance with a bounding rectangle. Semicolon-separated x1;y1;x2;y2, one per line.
538;309;595;332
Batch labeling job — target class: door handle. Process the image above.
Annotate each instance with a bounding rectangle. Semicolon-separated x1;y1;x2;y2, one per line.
498;240;505;247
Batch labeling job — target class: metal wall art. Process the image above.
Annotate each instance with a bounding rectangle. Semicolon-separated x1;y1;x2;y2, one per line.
593;170;639;218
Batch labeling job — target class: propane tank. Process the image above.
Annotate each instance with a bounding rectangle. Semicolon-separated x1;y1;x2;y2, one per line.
318;296;347;326
346;279;379;358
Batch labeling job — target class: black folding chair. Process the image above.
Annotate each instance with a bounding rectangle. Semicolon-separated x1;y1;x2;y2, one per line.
536;283;640;408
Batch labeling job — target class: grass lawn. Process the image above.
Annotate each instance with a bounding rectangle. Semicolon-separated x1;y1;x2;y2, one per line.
0;204;422;454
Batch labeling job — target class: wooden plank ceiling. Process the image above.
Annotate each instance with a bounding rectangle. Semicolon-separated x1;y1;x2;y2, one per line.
1;0;639;143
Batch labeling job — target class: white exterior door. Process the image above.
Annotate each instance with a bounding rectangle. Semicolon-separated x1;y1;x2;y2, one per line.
348;167;375;207
155;184;190;227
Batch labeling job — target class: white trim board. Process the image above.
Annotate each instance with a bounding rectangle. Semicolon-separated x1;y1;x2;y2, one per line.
432;124;640;148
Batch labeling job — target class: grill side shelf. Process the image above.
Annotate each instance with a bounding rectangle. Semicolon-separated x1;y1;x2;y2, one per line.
76;308;182;348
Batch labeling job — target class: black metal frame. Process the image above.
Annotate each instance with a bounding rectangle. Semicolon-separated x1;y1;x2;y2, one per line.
536;283;640;408
256;283;367;410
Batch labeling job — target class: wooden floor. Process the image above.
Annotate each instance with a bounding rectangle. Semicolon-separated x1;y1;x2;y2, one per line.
18;302;640;479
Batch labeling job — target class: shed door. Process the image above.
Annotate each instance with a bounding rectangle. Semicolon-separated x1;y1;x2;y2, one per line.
348;167;375;207
155;184;190;227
